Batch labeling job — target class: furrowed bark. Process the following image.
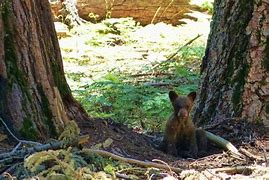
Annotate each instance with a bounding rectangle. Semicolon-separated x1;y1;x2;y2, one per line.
193;0;268;131
0;0;89;140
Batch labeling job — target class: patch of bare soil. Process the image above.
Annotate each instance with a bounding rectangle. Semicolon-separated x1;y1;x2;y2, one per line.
78;117;269;179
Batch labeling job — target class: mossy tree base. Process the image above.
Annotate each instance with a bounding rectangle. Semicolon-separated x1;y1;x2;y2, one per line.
0;0;89;140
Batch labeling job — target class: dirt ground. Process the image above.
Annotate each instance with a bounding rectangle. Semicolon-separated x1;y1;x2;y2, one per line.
76;117;269;179
0;116;268;179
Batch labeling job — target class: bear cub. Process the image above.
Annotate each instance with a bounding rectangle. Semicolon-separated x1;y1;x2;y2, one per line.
159;91;207;158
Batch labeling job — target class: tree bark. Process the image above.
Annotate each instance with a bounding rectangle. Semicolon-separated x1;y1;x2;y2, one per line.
193;0;269;131
0;0;89;140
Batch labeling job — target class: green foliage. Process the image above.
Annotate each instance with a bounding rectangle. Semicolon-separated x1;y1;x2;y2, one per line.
62;17;205;132
24;146;135;179
76;81;168;131
65;72;86;82
58;120;80;147
25;148;88;179
84;18;139;47
86;154;129;175
200;1;214;14
75;69;198;132
179;46;205;62
77;82;165;131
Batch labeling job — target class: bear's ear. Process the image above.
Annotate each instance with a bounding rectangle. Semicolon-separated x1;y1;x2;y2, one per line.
169;91;178;102
187;91;196;102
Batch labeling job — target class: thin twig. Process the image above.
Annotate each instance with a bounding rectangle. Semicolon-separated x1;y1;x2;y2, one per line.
115;172;132;180
167;34;201;61
152;159;173;175
151;34;201;70
0;117;42;146
209;165;269;174
239;147;264;161
157;0;175;22
151;6;162;24
0;117;20;142
11;142;22;154
0;135;88;161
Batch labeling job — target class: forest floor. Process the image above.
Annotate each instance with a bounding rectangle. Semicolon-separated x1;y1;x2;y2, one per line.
78;117;269;179
0;11;268;179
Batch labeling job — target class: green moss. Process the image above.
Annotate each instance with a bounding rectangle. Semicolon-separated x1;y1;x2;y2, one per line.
232;64;249;111
51;60;71;97
37;84;57;137
265;103;269;114
20;118;38;140
231;84;242;109
2;3;57;139
224;1;253;84
226;57;234;83
263;36;269;71
0;76;8;114
225;0;253;114
2;2;31;100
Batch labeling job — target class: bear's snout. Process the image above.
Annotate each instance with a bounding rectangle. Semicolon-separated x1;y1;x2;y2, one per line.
177;109;188;119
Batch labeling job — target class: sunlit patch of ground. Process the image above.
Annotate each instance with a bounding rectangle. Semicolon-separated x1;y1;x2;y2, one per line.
57;12;211;91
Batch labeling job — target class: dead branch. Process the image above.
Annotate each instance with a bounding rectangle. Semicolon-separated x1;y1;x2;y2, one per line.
0;135;89;165
115;172;132;180
209;165;269;174
82;149;182;173
151;34;201;70
239;148;265;162
167;34;201;61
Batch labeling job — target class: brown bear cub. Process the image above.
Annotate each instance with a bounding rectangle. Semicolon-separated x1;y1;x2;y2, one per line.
159;91;207;158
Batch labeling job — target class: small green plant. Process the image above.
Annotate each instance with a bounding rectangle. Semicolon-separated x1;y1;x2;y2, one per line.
88;12;100;23
66;72;86;82
201;1;214;14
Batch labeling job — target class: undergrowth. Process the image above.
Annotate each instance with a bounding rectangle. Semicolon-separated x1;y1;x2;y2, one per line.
74;65;200;132
61;17;207;133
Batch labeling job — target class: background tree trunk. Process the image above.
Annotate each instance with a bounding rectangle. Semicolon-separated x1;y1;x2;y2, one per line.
0;0;89;140
50;0;197;25
58;0;83;28
193;0;269;131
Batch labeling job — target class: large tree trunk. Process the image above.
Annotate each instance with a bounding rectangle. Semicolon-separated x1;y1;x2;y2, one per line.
0;1;89;140
50;0;196;25
193;0;269;131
